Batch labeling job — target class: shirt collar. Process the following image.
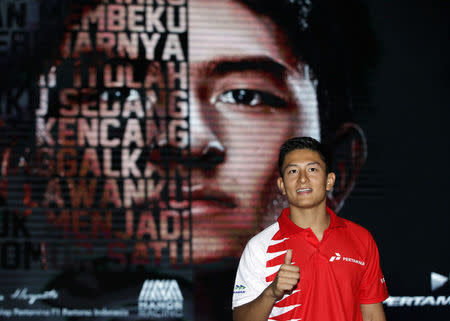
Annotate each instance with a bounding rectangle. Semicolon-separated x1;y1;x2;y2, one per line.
277;207;346;238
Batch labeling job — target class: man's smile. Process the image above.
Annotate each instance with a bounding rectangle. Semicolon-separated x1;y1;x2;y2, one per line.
186;184;237;209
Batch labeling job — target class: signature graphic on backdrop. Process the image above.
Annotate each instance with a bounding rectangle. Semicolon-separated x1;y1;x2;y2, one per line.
10;288;58;305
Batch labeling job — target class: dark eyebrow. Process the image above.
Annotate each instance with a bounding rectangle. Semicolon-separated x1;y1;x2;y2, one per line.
283;161;321;171
283;164;298;172
201;56;290;78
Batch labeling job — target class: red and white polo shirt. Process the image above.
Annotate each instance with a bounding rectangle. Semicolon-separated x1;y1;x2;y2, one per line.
232;207;388;321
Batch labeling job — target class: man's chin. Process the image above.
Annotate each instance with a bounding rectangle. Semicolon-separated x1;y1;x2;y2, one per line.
191;237;233;264
190;201;236;217
191;225;256;263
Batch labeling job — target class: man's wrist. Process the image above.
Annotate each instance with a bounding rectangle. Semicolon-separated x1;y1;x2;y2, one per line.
263;283;280;302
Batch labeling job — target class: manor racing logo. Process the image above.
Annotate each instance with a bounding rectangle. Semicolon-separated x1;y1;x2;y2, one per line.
138;280;183;318
329;253;365;266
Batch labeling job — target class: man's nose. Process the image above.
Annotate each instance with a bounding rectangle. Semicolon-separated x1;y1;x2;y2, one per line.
298;170;308;183
188;96;225;167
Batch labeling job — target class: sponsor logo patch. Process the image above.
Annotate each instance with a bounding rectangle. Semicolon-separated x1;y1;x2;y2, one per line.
234;284;246;294
329;252;365;266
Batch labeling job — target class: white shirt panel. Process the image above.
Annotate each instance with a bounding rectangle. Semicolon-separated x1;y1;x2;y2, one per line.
232;222;280;309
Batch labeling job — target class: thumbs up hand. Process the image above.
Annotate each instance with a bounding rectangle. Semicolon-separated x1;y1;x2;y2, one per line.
269;249;300;300
284;248;293;265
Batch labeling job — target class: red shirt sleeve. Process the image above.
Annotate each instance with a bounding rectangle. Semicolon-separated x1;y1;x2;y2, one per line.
359;232;389;304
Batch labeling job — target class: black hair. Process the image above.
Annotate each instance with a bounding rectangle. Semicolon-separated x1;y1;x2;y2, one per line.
278;136;331;176
1;0;376;127
0;0;376;157
242;0;377;146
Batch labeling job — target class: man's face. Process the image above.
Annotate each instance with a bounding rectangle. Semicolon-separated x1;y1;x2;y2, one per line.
36;0;321;264
277;149;335;211
189;0;320;261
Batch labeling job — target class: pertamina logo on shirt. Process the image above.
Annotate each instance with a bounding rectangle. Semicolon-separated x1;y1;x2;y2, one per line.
329;252;365;266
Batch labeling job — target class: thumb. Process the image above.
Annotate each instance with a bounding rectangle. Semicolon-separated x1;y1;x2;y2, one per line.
284;249;292;265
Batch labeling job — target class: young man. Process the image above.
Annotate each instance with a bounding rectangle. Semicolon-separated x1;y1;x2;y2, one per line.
232;137;388;321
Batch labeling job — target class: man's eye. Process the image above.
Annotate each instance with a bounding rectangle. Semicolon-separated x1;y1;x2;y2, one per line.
289;169;297;174
100;88;139;103
309;167;317;172
217;89;287;107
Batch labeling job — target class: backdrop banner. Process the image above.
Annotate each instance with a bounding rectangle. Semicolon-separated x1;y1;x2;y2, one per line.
0;0;448;320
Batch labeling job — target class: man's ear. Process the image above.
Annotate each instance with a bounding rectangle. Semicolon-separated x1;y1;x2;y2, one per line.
327;123;367;212
326;172;336;191
277;177;286;195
